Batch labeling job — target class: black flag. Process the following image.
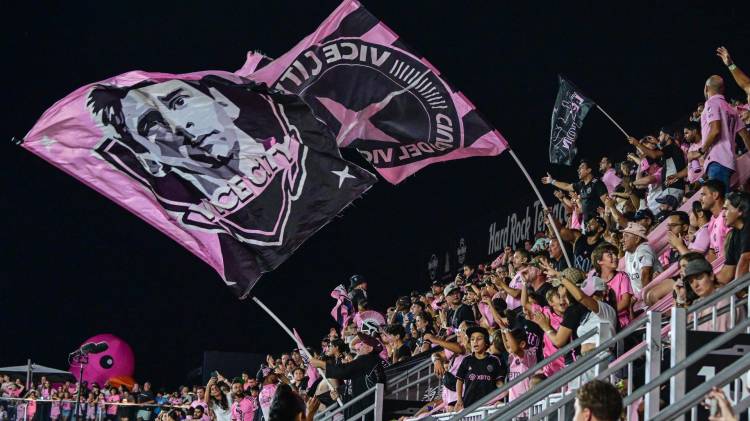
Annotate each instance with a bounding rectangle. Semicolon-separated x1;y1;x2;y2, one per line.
549;76;595;165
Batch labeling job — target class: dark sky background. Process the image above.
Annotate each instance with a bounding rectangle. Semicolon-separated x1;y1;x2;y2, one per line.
3;1;748;388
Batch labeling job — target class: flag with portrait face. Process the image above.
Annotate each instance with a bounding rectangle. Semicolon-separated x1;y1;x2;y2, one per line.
242;0;509;184
22;70;376;297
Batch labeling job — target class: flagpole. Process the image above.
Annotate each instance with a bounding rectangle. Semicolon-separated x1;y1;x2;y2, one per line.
595;105;630;138
507;149;573;268
251;296;345;407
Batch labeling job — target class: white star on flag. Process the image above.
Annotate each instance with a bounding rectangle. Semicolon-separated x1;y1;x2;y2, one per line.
332;166;356;188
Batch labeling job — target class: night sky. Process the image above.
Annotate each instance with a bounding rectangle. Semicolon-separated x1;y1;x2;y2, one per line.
3;1;748;388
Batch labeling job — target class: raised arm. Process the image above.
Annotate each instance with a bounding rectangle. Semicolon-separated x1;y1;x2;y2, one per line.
531;311;573;348
717;47;750;95
423;333;465;354
560;276;600;313
541;173;574;192
628;137;662;160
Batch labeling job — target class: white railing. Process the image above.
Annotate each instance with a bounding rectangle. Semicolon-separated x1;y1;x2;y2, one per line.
314;382;384;421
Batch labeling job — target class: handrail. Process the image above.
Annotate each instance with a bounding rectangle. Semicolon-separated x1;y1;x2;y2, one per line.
454;318;648;419
386;350;437;387
623;315;750;407
686;273;750;315
387;368;437;396
651;353;750;421
443;327;598;420
315;382;380;421
485;353;611;421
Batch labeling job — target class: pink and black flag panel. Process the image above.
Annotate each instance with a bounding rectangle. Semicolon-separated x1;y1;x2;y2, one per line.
22;70;376;297
243;0;509;184
549;76;595;166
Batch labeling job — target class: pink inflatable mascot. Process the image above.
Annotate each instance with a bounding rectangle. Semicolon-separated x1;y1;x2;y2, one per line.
69;334;135;389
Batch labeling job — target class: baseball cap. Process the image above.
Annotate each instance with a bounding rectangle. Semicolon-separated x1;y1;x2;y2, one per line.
355;332;383;354
633;209;654;222
622;222;648;240
683;259;713;281
581;276;608;296
349;274;366;290
560;267;586;286
444;282;461;297
656;195;679;209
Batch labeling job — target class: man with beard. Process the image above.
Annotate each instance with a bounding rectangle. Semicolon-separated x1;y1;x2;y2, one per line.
309;333;386;420
542;159;608;224
442;283;475;329
546;214;608;273
666;122;704;188
627;127;687;204
717;191;750;283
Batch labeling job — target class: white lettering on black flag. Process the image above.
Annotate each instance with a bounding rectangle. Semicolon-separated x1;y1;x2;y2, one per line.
549;76;595;166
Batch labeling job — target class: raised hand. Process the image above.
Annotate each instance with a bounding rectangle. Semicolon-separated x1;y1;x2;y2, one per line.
541;173;554;185
716;46;733;67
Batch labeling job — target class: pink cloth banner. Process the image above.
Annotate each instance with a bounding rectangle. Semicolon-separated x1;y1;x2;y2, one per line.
22;69;375;297
241;0;509;184
330;284;353;327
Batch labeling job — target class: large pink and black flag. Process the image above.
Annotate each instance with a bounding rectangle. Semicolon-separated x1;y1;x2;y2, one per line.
242;0;509;184
21;70;376;297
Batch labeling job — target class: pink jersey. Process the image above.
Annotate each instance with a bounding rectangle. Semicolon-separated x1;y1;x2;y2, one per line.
27;400;37;419
106;394;120;415
231;396;258;421
601;168;622;194
530;304;564;377
708;210;731;258
701;94;744;171
51;401;61;419
687;142;705;183
61;400;73;411
607;272;633;328
507;349;537;401
441;354;467;405
258;384;277;420
505;272;524;310
689;224;710;253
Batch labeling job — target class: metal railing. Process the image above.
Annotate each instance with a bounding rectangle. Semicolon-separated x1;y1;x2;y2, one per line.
314;383;384;421
0;397;183;421
628;272;750;421
430;272;750;421
386;359;439;401
433;321;606;421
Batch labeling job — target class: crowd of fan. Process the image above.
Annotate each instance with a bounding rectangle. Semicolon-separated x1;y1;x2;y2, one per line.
3;47;750;421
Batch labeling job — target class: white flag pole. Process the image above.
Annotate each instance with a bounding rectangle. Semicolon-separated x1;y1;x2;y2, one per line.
596;104;630;138
251;296;344;407
507;149;573;268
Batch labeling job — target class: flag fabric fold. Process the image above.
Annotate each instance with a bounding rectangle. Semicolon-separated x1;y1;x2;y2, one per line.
242;0;509;184
23;70;376;297
330;284;353;327
549;76;595;166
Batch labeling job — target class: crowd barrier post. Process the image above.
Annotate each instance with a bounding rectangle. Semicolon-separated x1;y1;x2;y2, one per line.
669;306;687;421
644;310;662;419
